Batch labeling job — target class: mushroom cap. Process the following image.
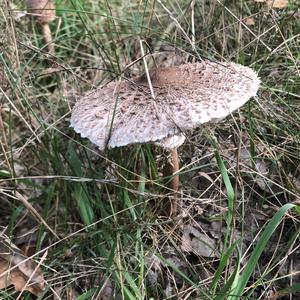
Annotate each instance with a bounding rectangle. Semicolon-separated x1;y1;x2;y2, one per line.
70;61;260;151
27;0;56;24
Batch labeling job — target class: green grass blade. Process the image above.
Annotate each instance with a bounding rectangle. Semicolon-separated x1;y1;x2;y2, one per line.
231;203;297;298
213;139;235;249
211;240;240;292
215;250;240;300
75;288;97;300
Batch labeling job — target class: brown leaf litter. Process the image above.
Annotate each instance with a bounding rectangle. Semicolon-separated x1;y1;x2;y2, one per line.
0;232;45;296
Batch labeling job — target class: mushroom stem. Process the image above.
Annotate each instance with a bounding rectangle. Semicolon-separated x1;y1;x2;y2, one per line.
163;148;180;216
26;0;56;54
41;23;54;54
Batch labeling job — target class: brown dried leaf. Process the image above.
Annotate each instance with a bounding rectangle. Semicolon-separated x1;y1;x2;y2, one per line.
0;235;45;296
181;224;220;258
0;258;44;295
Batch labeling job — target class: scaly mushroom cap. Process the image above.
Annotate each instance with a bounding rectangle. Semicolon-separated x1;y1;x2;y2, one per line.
27;0;56;24
71;61;260;150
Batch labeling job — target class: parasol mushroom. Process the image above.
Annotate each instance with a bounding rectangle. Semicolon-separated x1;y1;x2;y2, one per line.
26;0;56;54
70;61;260;215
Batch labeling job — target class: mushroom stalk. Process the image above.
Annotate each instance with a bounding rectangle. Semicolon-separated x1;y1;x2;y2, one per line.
26;0;56;54
41;23;54;54
163;148;180;216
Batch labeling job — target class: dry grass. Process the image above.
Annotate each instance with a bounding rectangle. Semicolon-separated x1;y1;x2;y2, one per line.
0;0;299;299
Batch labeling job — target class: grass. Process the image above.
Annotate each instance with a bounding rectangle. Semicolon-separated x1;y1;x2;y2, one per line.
1;0;300;299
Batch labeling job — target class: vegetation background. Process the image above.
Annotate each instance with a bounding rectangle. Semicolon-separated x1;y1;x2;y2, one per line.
0;0;299;299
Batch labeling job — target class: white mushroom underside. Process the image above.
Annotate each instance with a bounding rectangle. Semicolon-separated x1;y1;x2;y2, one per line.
155;133;186;150
70;61;260;150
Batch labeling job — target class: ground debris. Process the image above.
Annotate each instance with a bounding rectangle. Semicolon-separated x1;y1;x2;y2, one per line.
0;231;45;296
181;224;220;258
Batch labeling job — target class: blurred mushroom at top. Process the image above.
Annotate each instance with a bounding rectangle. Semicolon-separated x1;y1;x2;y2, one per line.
70;61;260;216
26;0;56;54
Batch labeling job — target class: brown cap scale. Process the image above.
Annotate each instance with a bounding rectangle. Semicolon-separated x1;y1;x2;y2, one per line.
71;61;260;216
27;0;56;53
